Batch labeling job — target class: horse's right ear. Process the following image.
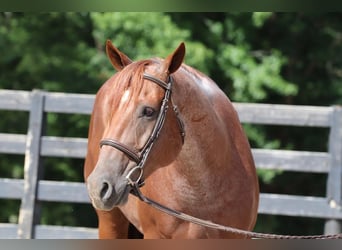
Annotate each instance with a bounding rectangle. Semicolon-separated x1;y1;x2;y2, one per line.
106;40;132;71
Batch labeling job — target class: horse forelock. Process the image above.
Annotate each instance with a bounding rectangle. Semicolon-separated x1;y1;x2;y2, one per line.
108;60;154;109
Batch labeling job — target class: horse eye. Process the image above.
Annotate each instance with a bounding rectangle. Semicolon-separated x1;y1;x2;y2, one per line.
142;106;156;118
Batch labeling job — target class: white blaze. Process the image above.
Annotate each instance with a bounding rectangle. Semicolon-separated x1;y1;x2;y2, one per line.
120;89;130;105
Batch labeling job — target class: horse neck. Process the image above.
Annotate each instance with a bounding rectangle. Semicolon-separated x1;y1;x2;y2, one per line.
170;68;235;183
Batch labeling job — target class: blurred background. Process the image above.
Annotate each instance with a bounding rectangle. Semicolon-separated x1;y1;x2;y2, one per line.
0;12;342;236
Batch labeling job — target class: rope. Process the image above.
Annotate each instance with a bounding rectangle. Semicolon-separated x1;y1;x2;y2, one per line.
131;184;342;239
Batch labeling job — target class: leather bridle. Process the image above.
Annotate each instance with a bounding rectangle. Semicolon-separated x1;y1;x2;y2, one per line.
100;72;185;187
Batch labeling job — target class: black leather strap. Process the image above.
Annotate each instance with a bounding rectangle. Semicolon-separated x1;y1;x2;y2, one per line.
100;139;140;163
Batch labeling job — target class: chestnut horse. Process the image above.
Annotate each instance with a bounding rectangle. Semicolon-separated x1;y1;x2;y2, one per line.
84;40;259;239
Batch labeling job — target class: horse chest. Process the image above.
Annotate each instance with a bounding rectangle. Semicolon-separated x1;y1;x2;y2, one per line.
121;176;228;238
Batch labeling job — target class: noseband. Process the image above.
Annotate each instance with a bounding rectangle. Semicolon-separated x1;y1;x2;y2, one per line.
100;73;185;187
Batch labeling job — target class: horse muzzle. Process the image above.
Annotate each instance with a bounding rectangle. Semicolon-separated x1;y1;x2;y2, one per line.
86;173;131;211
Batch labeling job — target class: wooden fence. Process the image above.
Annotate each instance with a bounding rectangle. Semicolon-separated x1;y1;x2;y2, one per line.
0;89;341;238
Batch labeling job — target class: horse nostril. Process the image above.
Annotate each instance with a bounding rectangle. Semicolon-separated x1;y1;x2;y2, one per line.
100;181;113;201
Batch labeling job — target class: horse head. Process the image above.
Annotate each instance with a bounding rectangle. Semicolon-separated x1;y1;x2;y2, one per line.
86;41;186;211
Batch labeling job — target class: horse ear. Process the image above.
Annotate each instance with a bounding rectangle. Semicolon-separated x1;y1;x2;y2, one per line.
162;42;185;74
106;40;132;71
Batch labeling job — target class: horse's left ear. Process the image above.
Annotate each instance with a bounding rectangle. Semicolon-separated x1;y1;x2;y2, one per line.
106;40;132;71
162;42;185;74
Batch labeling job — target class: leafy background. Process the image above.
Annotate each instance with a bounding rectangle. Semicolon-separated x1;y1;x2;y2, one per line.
1;12;342;235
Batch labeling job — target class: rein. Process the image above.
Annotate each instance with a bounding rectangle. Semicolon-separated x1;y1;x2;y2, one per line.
130;183;342;239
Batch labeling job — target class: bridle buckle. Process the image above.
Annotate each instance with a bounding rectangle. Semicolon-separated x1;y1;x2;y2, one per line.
126;165;144;186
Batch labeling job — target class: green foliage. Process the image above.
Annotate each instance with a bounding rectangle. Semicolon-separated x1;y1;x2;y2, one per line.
0;13;97;93
90;12;213;78
1;12;342;235
218;45;298;102
203;13;298;102
252;12;273;28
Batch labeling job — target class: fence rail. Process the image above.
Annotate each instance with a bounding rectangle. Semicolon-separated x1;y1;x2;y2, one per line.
0;89;341;238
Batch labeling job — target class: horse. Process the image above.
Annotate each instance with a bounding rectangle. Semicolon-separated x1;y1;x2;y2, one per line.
84;40;259;239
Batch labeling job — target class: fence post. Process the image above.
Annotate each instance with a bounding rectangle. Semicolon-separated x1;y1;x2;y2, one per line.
17;90;45;239
325;105;342;234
